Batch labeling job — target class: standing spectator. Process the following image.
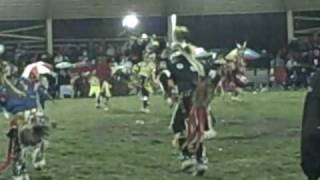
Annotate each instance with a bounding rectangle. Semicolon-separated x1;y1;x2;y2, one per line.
95;59;111;82
64;44;73;60
74;73;89;98
286;55;297;87
58;70;74;98
14;44;26;65
312;49;320;69
298;67;309;88
271;50;287;87
91;43;99;59
40;53;52;64
312;33;320;49
45;74;57;98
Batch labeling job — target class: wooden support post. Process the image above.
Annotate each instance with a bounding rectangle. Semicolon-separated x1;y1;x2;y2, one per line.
287;10;295;43
46;18;53;55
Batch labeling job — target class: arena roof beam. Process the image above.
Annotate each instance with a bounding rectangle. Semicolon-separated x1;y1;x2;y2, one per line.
294;16;320;21
0;0;319;20
293;12;320;37
0;33;45;41
295;27;320;34
0;25;44;34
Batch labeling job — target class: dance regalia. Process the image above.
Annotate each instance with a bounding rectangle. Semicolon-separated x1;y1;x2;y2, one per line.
133;61;156;94
0;79;50;180
155;46;173;101
133;54;156;112
221;48;248;97
167;43;219;174
168;49;199;133
0;78;49;115
157;67;172;101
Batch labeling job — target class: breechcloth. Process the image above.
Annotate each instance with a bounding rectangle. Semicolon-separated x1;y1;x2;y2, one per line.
170;94;210;161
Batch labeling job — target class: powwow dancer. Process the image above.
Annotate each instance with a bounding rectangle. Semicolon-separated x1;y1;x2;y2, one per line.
99;79;112;111
95;59;112;111
165;26;219;176
0;82;47;179
3;111;51;180
0;51;52;180
91;79;112;111
89;70;102;109
132;41;157;113
221;42;249;101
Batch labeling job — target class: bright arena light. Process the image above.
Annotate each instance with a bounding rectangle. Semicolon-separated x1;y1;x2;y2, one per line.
122;14;139;29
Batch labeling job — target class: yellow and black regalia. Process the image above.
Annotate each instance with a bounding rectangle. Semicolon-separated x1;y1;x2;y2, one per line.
132;53;156;112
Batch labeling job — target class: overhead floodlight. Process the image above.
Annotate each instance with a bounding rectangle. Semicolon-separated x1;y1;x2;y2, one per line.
122;14;139;29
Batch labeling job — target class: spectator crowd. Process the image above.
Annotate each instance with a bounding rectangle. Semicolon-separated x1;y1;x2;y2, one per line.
1;35;161;98
1;32;320;99
270;33;320;89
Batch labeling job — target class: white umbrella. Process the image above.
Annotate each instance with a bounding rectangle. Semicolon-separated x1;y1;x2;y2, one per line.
226;48;261;61
22;61;53;78
244;48;261;60
56;62;74;69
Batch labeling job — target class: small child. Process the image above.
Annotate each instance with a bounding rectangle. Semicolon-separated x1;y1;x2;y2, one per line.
88;71;101;108
100;80;112;111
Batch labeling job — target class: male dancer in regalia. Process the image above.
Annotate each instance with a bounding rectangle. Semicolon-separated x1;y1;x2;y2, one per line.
166;26;218;176
301;70;320;180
